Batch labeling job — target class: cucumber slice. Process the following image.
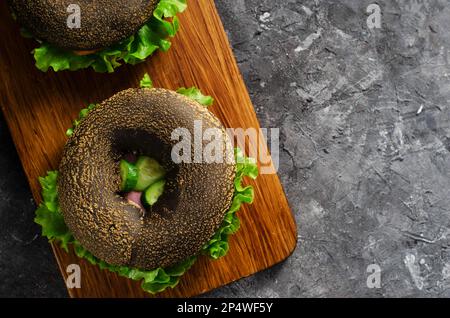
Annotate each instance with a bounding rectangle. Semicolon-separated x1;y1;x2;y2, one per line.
120;160;138;192
134;156;166;191
142;179;166;208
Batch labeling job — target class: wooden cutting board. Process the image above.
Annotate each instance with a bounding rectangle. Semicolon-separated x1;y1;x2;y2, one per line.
0;0;297;297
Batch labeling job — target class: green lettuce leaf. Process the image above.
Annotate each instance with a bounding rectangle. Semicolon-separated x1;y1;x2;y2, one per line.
140;73;154;89
177;87;214;106
66;104;97;137
36;78;258;293
201;148;258;259
31;0;187;72
139;73;214;106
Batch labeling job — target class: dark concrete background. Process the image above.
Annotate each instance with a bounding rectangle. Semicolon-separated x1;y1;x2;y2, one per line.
1;0;450;297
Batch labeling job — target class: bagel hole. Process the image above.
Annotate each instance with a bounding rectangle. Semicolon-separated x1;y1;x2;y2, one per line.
111;129;180;216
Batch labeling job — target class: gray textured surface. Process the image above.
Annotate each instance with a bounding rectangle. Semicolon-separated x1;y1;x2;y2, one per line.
1;0;450;297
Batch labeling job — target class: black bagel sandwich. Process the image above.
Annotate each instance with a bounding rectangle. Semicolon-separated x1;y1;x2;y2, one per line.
35;74;258;293
8;0;187;72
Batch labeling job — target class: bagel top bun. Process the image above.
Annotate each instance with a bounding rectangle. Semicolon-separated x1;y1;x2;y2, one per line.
57;88;236;270
8;0;159;50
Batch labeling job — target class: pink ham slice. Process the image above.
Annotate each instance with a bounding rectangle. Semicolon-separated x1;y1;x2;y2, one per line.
125;191;144;210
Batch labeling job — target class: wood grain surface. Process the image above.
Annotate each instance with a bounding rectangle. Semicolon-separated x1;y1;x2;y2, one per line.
0;0;297;297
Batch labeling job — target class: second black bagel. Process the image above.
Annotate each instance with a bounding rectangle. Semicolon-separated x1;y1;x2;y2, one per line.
8;0;159;50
